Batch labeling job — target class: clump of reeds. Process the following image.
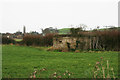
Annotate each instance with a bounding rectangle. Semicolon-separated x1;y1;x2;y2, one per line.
93;57;116;79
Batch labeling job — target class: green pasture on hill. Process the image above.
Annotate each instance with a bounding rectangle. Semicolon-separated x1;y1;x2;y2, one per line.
2;45;119;78
14;39;23;42
58;28;70;34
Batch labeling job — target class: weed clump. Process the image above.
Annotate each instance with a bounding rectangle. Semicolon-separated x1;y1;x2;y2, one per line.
93;57;116;79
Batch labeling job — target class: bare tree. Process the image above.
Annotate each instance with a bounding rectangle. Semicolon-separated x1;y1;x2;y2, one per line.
78;24;87;31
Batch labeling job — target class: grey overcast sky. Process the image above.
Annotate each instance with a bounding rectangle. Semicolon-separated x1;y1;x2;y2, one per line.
0;0;119;33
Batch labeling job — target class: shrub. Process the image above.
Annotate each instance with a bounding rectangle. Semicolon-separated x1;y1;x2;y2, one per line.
93;29;118;51
22;34;54;46
22;35;41;46
93;29;120;51
2;37;16;44
43;33;54;46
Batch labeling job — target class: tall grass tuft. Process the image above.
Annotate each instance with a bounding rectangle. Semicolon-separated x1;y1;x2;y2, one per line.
93;57;116;79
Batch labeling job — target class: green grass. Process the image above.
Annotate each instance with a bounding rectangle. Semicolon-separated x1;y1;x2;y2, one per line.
58;28;70;34
14;39;23;42
2;45;118;78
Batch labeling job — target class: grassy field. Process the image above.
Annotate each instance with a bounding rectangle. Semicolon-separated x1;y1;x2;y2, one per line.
58;28;70;34
14;39;23;42
2;45;118;78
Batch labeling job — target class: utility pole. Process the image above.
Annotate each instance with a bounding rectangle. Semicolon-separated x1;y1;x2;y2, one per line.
23;25;26;36
23;26;26;34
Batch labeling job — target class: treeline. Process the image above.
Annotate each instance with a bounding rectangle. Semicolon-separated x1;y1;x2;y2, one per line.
22;34;53;46
69;28;120;51
94;30;120;51
2;37;16;44
2;28;120;51
2;33;54;47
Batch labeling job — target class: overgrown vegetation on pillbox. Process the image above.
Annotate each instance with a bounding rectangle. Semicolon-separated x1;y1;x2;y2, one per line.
94;29;120;51
69;28;120;51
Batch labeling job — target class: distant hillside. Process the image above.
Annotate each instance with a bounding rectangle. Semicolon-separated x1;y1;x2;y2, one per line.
58;27;120;34
98;27;120;31
58;28;70;34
